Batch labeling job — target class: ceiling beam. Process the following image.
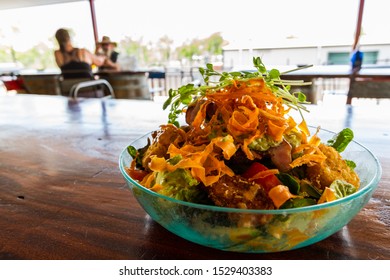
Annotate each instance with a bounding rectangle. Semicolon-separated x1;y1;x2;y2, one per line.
88;0;99;45
0;0;83;10
352;0;365;50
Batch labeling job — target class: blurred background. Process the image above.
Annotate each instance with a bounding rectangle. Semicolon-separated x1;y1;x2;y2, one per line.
1;0;388;72
1;0;389;104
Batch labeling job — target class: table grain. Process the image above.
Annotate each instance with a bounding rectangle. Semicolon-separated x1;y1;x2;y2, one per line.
0;94;389;260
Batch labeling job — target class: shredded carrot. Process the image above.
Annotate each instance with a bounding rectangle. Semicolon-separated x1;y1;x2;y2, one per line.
268;185;298;208
292;142;322;156
211;135;237;160
140;173;155;188
191;101;208;129
290;154;327;169
308;127;322;145
148;156;168;172
132;72;322;208
145;78;316;188
298;120;310;136
148;136;235;187
248;169;279;180
228;106;259;136
150;184;164;192
318;187;336;204
267;120;286;142
285;116;297;133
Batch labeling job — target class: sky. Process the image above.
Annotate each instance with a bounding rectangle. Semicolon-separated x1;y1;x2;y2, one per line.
0;0;388;52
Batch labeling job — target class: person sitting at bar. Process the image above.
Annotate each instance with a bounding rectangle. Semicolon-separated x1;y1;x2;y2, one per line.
54;28;111;78
95;36;121;71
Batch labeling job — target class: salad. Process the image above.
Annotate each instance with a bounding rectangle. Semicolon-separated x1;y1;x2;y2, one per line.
126;57;360;210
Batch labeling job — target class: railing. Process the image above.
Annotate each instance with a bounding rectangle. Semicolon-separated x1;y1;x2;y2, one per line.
4;66;390;104
149;67;202;97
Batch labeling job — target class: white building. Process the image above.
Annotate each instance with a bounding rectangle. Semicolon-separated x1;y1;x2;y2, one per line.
223;40;390;70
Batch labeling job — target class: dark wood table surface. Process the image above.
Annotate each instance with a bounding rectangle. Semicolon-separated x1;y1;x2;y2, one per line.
0;94;389;260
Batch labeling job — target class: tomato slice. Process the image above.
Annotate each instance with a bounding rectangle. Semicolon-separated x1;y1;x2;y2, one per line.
126;168;148;181
242;162;281;192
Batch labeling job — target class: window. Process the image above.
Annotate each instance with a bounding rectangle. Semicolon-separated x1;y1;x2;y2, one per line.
328;51;378;65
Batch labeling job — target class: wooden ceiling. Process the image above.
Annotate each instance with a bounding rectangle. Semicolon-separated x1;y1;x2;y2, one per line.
0;0;100;43
0;0;84;10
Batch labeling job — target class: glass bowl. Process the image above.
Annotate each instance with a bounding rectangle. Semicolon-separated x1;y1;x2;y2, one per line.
119;129;382;253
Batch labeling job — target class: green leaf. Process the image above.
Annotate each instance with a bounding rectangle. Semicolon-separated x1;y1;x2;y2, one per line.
280;198;317;209
181;95;192;105
162;56;311;128
327;128;354;152
162;96;172;110
275;173;300;195
127;145;137;158
329;179;357;199
345;159;357;170
167;155;182;165
268;69;280;79
127;140;151;168
253;57;266;73
297;92;307;102
230;71;243;77
300;180;322;199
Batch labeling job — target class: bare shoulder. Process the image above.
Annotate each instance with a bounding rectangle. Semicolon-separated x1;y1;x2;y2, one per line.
54;50;63;66
78;48;92;57
80;48;92;54
76;48;94;63
54;49;61;57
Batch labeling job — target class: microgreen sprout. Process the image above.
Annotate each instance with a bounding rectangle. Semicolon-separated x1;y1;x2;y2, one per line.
163;57;312;126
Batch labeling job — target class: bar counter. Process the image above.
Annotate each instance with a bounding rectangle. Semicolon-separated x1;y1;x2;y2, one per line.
0;94;389;260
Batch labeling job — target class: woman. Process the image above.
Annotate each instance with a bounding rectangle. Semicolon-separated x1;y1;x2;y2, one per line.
54;28;106;78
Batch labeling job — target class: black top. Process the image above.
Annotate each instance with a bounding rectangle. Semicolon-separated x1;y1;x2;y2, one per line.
110;51;119;63
98;51;119;71
60;48;93;79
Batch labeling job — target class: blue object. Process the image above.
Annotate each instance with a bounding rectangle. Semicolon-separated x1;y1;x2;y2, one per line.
351;50;363;70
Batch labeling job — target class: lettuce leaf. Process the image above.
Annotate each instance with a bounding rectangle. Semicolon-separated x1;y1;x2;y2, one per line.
329;179;357;199
327;128;354;152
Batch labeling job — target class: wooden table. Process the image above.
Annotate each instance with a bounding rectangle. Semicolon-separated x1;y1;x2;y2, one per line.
96;70;150;100
16;71;151;99
0;94;389;260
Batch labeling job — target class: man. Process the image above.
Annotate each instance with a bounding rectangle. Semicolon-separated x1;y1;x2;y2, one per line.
95;36;120;71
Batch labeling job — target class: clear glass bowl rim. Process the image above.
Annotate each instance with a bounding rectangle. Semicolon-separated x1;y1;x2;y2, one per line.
119;128;382;215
